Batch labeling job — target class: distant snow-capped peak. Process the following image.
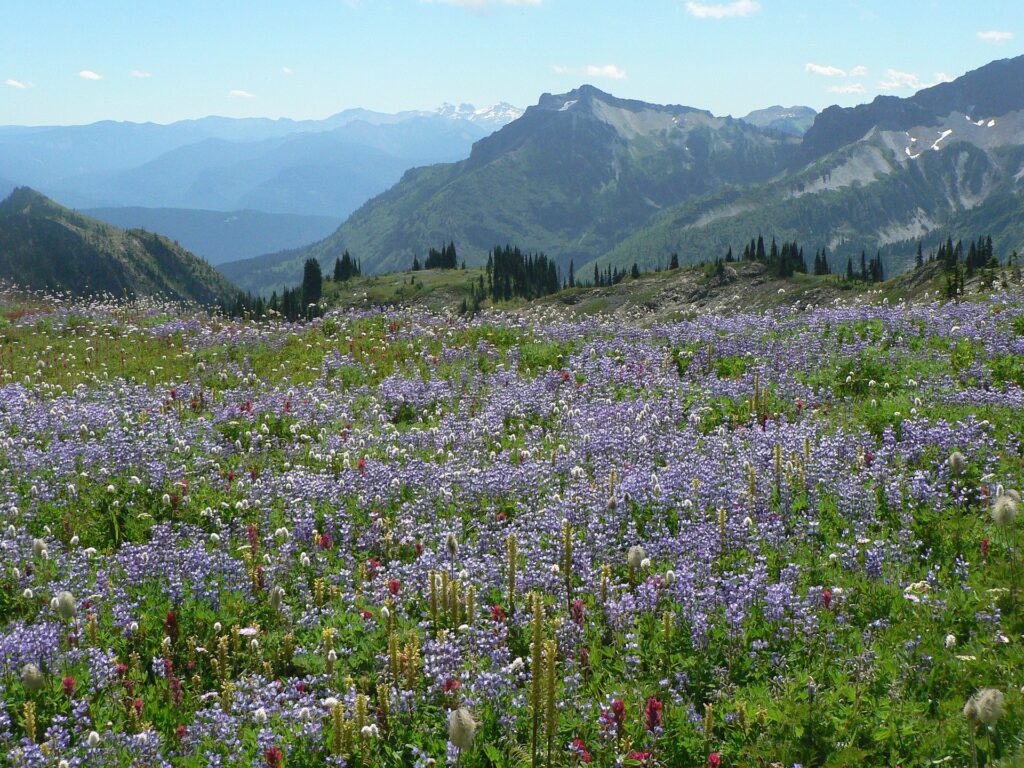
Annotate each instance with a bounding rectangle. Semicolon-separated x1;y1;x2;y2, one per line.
434;102;523;127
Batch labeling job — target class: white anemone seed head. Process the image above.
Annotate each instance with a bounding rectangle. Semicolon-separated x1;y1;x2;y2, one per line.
627;545;646;570
991;494;1019;527
20;663;45;692
448;707;477;750
973;688;1006;726
948;451;967;476
55;590;76;620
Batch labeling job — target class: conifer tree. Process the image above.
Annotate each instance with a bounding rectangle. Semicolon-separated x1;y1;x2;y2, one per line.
302;258;322;309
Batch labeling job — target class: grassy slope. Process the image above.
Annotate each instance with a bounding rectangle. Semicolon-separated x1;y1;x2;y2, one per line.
318;259;987;322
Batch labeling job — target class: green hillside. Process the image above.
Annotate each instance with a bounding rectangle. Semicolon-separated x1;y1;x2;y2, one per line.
0;188;237;305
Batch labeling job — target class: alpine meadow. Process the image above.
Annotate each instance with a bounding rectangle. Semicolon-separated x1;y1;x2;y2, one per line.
1;2;1024;767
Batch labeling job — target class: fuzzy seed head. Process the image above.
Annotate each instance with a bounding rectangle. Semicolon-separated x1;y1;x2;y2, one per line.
972;688;1005;726
627;545;646;570
948;451;967;476
55;591;77;620
448;707;476;750
269;585;285;612
991;494;1019;526
20;663;45;692
445;533;459;559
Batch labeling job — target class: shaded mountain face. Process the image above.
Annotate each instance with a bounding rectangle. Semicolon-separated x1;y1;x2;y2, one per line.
598;58;1024;276
740;105;817;136
230;84;800;292
0;188;237;305
82;207;343;266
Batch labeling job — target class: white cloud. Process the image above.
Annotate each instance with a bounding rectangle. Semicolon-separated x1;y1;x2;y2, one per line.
552;63;627;80
228;89;256;99
685;0;760;19
5;78;28;89
977;30;1013;44
828;83;865;94
878;69;923;91
79;70;103;81
878;70;952;91
849;65;868;77
282;66;294;75
584;64;627;80
130;70;152;78
806;63;846;77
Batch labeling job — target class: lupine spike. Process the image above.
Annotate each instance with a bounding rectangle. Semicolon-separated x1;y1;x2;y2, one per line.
465;585;476;625
562;519;573;607
545;638;558;766
530;593;545;767
507;533;518;614
429;569;439;629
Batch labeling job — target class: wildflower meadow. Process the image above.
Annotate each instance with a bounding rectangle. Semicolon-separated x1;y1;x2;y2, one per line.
0;290;1022;767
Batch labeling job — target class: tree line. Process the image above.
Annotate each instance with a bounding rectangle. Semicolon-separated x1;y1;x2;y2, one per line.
222;252;360;322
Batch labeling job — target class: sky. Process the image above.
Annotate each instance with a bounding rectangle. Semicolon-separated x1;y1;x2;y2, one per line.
2;0;1022;126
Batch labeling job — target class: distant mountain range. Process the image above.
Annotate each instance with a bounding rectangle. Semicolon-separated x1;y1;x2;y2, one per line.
0;102;523;265
82;207;343;266
226;55;1024;294
0;188;237;304
222;86;802;291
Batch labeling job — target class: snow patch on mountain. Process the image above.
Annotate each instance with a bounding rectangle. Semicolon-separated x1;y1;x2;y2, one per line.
931;129;953;151
433;102;523;128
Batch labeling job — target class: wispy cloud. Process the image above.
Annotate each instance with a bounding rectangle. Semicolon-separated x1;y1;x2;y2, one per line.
228;89;256;99
806;63;846;77
585;64;627;80
977;30;1013;44
878;69;951;91
130;70;152;78
849;65;868;77
879;70;923;90
282;66;294;75
685;0;760;19
79;70;103;81
5;78;29;90
828;83;865;94
552;63;627;80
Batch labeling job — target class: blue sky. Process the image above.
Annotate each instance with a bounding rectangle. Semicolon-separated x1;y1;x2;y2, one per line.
2;0;1022;126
